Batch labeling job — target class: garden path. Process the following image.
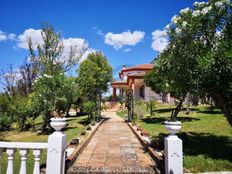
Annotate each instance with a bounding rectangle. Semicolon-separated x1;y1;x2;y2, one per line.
68;111;158;173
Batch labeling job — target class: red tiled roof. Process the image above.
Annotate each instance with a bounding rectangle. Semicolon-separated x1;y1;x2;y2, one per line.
120;64;154;74
124;64;154;71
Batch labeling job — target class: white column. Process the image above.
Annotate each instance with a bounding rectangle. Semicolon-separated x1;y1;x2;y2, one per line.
0;148;3;173
19;149;28;174
46;118;67;174
165;134;183;174
33;149;41;174
6;148;16;174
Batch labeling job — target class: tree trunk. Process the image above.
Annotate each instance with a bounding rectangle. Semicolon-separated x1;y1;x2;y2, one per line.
41;112;51;132
41;117;47;132
171;95;186;121
66;103;71;117
211;93;232;126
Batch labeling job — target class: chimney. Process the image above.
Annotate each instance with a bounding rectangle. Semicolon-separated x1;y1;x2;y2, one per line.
122;64;126;70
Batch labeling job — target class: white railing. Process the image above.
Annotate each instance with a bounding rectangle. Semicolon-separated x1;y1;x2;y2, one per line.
0;118;67;174
0;142;47;174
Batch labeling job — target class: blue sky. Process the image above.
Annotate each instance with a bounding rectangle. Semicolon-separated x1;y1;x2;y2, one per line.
0;0;201;78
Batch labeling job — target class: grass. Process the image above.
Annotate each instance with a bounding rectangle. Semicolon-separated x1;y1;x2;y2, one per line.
0;114;90;174
117;104;232;173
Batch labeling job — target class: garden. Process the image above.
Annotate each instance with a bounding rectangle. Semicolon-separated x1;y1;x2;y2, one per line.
117;102;232;173
0;23;112;173
117;1;232;172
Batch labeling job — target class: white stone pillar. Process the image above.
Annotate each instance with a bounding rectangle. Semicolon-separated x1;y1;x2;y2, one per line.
46;118;67;174
164;121;183;174
33;149;41;174
19;149;28;174
0;148;3;174
6;149;16;174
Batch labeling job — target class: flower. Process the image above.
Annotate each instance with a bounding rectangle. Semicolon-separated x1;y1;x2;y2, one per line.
215;1;224;7
175;28;182;34
43;74;52;78
165;24;171;30
201;6;212;15
194;1;207;7
203;40;207;45
180;7;191;14
182;21;187;28
171;15;179;24
192;10;201;17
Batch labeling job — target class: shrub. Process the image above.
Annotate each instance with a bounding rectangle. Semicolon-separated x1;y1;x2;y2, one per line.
86;125;92;130
0;112;12;131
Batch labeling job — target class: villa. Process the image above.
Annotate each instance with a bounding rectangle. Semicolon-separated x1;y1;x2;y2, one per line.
112;63;172;102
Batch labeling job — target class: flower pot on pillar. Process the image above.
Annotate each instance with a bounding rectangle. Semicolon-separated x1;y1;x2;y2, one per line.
164;121;183;174
164;121;181;135
50;118;67;132
46;118;67;174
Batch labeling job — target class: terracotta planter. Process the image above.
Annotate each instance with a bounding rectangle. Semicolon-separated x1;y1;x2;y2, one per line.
141;130;150;137
164;121;181;135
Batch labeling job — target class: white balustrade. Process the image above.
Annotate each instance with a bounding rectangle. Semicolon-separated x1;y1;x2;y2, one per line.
0;117;67;174
6;148;16;174
0;143;47;174
33;149;41;174
0;148;2;173
19;149;28;174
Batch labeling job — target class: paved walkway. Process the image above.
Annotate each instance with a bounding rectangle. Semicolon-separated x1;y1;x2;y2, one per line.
69;111;158;173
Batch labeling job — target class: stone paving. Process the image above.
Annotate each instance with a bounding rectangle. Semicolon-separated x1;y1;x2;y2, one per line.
69;111;158;173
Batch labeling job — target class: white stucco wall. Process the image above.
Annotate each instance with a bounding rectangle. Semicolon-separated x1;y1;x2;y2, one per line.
144;86;162;101
133;84;142;100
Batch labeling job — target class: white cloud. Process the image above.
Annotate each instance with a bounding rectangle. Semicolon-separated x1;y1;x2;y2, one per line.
17;28;43;49
16;28;89;65
8;33;17;40
104;30;145;49
16;28;88;54
79;48;98;63
62;38;89;60
0;30;17;42
124;48;131;52
0;30;8;41
151;29;169;53
97;30;104;36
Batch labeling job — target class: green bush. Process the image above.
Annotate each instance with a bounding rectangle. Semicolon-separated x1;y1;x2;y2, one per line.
83;101;96;121
0;112;12;131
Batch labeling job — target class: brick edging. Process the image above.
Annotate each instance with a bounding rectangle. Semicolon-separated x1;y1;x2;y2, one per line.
126;121;164;173
65;119;105;172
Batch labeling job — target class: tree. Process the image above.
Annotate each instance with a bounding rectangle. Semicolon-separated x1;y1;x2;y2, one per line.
28;23;86;76
145;0;232;123
27;23;86;131
0;64;19;96
77;52;112;121
17;58;38;96
33;73;77;131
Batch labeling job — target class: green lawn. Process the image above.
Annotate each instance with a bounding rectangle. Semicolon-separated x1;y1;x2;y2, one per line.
0;114;89;174
117;104;232;173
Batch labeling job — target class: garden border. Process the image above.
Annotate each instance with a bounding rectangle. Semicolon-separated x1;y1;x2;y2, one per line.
126;121;164;173
65;119;104;172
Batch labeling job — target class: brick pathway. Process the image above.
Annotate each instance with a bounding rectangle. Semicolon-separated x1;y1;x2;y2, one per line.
68;111;158;173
